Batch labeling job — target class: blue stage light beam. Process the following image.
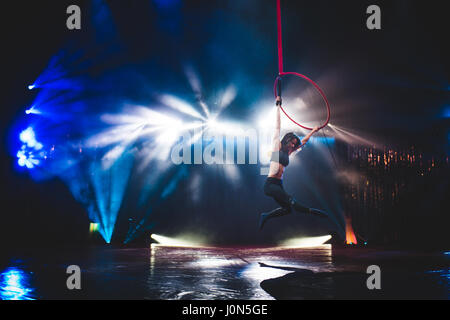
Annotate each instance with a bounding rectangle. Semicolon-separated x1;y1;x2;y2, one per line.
90;151;134;243
161;166;188;199
153;0;181;9
125;165;191;244
442;106;450;118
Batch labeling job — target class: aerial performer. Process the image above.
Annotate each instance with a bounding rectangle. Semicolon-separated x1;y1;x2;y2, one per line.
258;96;328;230
259;0;331;230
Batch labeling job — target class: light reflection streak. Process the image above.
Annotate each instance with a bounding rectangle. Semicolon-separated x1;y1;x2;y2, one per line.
0;267;35;300
145;244;334;300
240;261;293;283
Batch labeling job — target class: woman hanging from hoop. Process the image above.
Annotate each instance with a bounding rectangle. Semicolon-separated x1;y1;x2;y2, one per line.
259;95;328;230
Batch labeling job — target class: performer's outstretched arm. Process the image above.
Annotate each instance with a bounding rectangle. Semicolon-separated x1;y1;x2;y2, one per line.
271;96;282;152
300;126;320;146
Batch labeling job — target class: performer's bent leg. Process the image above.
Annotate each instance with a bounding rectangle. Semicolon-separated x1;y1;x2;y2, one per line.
289;198;310;214
263;181;291;208
260;181;292;230
261;180;328;230
308;207;328;217
290;197;328;218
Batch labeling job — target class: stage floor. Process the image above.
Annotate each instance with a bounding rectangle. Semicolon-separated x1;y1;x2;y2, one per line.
1;245;449;299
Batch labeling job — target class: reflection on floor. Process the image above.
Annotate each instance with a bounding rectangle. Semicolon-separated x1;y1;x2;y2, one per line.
0;245;448;299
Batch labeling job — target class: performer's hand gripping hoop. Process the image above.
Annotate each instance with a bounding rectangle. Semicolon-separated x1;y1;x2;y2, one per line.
276;77;282;106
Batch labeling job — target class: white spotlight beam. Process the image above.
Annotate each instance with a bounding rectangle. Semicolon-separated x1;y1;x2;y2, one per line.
159;94;205;120
217;85;237;113
328;124;381;148
85;123;147;147
184;65;211;118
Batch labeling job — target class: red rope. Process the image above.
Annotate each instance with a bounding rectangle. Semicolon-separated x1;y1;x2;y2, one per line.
276;0;283;74
275;0;330;130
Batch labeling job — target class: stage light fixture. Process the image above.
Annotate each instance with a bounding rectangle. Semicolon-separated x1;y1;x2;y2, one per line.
25;106;41;115
89;223;99;233
279;235;332;248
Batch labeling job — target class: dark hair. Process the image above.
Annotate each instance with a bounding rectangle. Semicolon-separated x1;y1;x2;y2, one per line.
281;132;301;151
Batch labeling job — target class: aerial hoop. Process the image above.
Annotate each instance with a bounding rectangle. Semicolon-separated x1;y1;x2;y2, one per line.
273;73;330;130
274;0;330;131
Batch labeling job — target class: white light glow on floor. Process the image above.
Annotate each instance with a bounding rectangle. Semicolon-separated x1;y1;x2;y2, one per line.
150;234;205;248
279;235;332;248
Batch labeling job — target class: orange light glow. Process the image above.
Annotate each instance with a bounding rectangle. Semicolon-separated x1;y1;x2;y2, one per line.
345;217;357;245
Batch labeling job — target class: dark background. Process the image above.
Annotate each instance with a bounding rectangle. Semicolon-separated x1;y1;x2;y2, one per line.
0;0;448;249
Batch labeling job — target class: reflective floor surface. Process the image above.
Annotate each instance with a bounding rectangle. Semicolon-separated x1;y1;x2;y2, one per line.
1;245;449;299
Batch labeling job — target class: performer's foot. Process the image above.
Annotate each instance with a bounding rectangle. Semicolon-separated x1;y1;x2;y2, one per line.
259;212;269;230
259;208;291;230
309;208;328;218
